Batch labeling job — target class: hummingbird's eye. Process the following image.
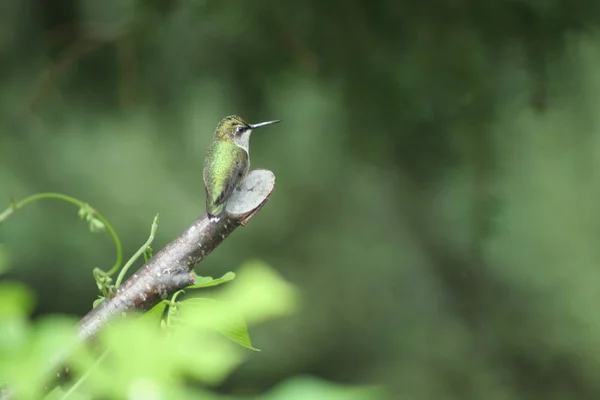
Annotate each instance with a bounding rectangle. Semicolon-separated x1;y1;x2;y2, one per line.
235;126;246;135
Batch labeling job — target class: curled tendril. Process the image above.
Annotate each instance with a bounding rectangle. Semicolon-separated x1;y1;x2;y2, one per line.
0;193;123;297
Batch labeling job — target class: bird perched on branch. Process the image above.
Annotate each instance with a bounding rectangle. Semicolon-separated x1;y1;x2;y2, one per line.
203;115;280;221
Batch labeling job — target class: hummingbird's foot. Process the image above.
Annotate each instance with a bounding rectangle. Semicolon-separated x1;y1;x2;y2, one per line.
208;215;221;223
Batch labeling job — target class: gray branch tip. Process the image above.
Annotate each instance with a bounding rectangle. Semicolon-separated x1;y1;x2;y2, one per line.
225;169;275;223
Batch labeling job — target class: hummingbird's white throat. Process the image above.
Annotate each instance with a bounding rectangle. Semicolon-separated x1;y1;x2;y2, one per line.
232;129;252;154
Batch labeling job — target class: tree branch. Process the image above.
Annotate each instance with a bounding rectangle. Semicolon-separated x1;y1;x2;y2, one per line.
1;170;275;400
78;168;276;340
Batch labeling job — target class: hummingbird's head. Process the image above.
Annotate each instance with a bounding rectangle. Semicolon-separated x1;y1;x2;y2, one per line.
214;115;281;152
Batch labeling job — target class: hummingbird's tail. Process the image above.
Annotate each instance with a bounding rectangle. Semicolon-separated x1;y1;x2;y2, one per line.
206;202;225;222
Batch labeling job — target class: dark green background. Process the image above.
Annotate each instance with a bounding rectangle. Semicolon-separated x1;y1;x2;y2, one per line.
2;0;600;398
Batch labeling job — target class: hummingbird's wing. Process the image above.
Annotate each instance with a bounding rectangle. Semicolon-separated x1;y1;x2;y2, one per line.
203;141;249;218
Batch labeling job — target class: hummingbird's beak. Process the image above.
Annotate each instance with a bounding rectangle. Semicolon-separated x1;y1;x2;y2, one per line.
249;120;281;130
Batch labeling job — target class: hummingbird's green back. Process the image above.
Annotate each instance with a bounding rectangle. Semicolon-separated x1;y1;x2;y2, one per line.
203;139;249;219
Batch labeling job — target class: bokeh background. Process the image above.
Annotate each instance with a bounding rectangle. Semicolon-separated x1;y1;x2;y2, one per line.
2;0;600;398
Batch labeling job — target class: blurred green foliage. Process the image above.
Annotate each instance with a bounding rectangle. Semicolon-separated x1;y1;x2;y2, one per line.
1;259;382;399
2;0;600;398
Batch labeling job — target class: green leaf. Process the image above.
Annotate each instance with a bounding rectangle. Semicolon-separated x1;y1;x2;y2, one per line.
143;245;153;262
187;271;236;289
215;260;299;325
1;316;77;400
88;218;106;232
76;316;243;396
143;300;168;325
77;203;93;220
175;298;259;351
219;316;259;351
78;203;105;232
93;267;114;299
92;297;104;309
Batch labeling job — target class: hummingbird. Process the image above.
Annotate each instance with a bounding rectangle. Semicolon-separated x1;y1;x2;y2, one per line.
203;115;281;221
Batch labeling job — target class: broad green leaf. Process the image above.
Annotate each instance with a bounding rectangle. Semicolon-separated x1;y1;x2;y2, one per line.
215;260;299;325
175;298;259;351
219;317;259;351
187;271;236;289
77;318;175;398
75;316;243;397
170;326;245;384
143;300;168;324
